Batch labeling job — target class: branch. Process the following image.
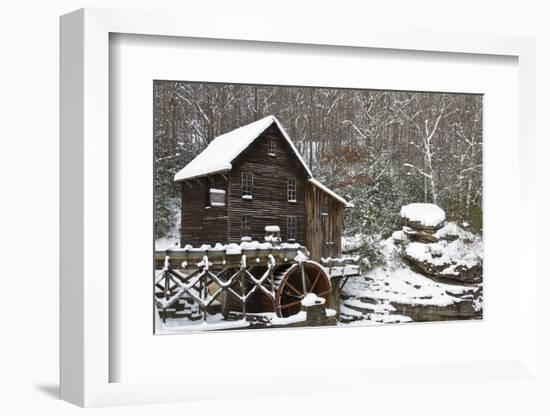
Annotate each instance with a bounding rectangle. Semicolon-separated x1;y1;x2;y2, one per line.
403;163;432;179
342;120;368;140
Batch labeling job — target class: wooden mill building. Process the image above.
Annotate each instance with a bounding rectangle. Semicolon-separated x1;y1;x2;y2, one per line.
174;115;352;260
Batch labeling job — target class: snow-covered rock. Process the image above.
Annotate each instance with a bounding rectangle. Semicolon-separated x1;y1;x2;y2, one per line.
400;203;446;230
301;293;326;307
340;204;483;325
402;225;439;243
403;235;482;283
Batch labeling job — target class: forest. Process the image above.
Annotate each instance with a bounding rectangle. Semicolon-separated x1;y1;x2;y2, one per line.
154;81;482;266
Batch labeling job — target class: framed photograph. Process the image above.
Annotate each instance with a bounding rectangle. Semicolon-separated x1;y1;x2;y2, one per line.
152;80;484;335
60;8;537;407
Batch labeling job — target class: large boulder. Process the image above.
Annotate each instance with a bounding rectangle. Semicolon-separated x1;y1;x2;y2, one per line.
400;203;446;231
403;240;482;284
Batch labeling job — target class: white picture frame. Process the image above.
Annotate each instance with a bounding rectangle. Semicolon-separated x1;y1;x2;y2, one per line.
60;8;537;407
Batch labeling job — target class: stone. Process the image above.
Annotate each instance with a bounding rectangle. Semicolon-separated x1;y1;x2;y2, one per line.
390;299;482;321
402;226;439;243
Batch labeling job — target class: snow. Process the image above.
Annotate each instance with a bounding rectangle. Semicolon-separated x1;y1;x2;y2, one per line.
210;188;225;194
391;230;407;243
265;311;307;326
174;115;312;182
241;241;273;250
345;266;463;307
321;255;360;264
435;221;471;240
405;237;482;270
308;177;352;207
294;250;309;262
280;242;301;249
339;230;482;325
341;233;366;252
156;312;251;334
265;225;280;232
400;203;446;227
155;237;179;250
301;293;326;306
166;240;303;257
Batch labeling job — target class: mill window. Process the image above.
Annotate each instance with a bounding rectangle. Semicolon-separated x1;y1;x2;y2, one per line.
287;216;297;241
242;172;253;199
241;215;252;238
268;140;276;156
287;178;297;202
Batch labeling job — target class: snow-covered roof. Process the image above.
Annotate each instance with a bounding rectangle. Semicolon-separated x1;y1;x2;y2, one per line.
174;115;312;182
308;178;353;208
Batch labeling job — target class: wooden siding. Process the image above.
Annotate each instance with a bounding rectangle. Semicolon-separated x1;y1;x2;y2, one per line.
180;175;229;246
179;122;345;258
305;181;343;261
228;125;307;244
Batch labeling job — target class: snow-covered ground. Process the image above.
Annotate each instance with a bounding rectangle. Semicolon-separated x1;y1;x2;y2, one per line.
339;226;483;325
155;236;179;250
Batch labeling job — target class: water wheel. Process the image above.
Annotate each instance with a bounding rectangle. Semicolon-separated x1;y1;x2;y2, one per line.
274;261;331;317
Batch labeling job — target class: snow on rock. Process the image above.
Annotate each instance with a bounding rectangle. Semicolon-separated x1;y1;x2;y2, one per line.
391;229;408;244
404;235;482;283
301;293;326;307
340;227;483;325
400;203;446;229
435;221;471;241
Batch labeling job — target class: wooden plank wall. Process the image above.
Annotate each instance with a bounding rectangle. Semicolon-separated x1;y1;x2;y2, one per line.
305;182;343;261
180;175;229;246
228;125;307;244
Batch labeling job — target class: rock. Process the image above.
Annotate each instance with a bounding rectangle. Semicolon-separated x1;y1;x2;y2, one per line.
403;237;483;284
402;226;439;243
404;254;482;284
390;299;481;321
300;303;337;327
400;203;446;231
391;229;409;245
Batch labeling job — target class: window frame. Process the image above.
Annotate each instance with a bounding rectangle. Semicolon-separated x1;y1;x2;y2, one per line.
287;178;297;202
286;216;297;241
267;140;276;156
209;188;226;207
241;171;253;199
241;214;252;238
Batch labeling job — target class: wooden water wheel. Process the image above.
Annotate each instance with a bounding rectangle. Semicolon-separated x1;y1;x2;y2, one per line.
274;261;331;317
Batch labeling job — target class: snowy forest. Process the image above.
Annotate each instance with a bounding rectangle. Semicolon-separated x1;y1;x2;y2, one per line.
154;81;482;266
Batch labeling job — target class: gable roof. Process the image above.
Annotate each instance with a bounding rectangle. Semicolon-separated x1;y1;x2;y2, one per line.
308;178;354;208
174;115;312;182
